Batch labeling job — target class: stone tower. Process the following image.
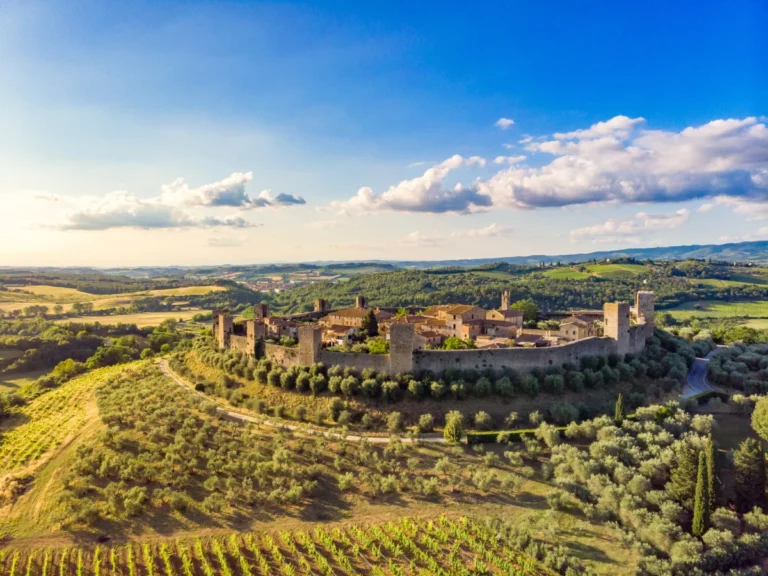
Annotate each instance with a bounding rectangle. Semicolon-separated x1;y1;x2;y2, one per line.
389;323;414;374
501;290;511;311
355;295;367;309
314;298;329;313
213;311;233;350
603;302;630;356
634;291;655;328
298;325;322;366
253;303;269;319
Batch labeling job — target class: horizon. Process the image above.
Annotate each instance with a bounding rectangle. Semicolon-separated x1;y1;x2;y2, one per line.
1;0;766;266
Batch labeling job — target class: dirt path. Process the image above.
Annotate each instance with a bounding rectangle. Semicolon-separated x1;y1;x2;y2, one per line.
158;359;447;444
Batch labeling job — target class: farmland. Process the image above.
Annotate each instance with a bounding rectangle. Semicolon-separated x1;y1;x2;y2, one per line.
0;516;555;575
665;299;768;320
55;310;202;328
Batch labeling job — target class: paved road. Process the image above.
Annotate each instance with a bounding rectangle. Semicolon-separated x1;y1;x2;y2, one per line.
158;360;446;444
681;347;724;398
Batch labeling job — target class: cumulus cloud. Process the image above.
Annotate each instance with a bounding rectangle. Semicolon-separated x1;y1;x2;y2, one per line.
331;155;493;214
482;116;768;210
492;155;526;165
554;115;646;140
495;118;515;129
50;172;305;231
400;231;443;247
160;173;305;209
332;116;768;215
570;209;690;244
453;223;514;238
54;191;259;231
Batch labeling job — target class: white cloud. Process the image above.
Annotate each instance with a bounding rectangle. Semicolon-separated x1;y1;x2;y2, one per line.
400;231;443;247
49;172;305;231
331;155;492;214
408;161;427;168
453;223;514;238
495;118;515;130
331;116;768;216
518;135;533;144
54;191;259;231
554;115;646;140
570;208;690;244
467;156;487;167
492;155;526;165
698;203;714;213
482;116;768;210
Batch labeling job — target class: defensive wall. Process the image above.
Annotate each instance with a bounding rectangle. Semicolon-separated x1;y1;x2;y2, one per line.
214;291;655;375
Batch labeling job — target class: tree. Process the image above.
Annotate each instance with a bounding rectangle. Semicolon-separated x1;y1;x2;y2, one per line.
752;397;768;443
692;452;709;537
510;299;537;322
361;310;378;337
442;337;475;350
614;393;625;424
734;437;766;512
705;435;716;513
669;441;701;509
443;412;464;444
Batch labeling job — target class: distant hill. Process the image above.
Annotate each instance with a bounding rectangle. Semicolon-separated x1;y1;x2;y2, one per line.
387;241;768;268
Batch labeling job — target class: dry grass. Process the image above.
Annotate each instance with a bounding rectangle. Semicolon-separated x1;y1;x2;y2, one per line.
55;311;201;327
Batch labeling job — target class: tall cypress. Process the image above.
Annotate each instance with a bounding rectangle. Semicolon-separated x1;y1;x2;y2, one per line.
705;435;716;512
734;438;767;512
692;451;709;537
614;393;625;425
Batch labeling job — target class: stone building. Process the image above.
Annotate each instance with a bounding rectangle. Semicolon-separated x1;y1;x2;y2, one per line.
559;315;600;341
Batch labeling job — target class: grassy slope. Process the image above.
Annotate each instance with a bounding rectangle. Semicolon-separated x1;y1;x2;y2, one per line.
55;310;201;327
666;300;768;320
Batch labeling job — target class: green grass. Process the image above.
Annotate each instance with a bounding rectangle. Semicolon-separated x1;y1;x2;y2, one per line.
541;267;591;280
472;270;515;279
692;277;768;288
666;300;768;320
584;263;648;279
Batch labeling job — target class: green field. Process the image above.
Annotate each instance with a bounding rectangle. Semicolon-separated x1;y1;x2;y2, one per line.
541;267;591;280
56;310;201;327
666;300;768;320
584;263;648;279
0;369;47;390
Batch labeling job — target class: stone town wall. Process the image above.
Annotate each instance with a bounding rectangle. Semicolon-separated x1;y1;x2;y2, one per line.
265;343;300;367
318;350;391;371
412;336;616;374
229;335;253;355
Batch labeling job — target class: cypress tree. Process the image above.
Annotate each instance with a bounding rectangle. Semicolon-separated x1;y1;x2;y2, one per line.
705;435;716;512
692;451;709;537
734;437;767;512
614;393;625;424
669;440;701;509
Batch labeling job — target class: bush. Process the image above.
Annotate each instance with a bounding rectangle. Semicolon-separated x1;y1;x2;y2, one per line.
417;413;434;433
329;398;345;421
494;376;514;397
520;375;539;397
267;369;281;387
296;372;311;392
280;371;296;390
407;379;425;399
361;378;380;398
328;376;342;394
474;377;492;397
310;374;327;395
382;380;401;402
387;412;403;433
340;376;359;397
474;411;493;430
543;374;565;395
430;380;447;399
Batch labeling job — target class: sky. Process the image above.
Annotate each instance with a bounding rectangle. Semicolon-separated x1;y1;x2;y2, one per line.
0;0;766;266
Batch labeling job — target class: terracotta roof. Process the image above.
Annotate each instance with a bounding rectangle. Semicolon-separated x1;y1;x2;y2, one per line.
324;324;356;335
416;329;441;338
497;309;524;318
561;314;596;326
515;334;545;344
327;307;368;318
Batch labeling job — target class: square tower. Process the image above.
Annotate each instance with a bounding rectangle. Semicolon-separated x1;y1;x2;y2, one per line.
501;290;511;311
603;302;630;356
355;296;367;309
634;291;655;328
389;323;414;374
253;303;269;319
298;325;322;366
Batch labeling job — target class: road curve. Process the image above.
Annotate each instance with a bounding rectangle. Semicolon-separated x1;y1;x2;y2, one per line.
158;359;446;444
681;347;724;399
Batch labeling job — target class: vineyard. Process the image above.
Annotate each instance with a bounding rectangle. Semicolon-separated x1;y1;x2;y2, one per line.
0;516;554;575
0;364;126;474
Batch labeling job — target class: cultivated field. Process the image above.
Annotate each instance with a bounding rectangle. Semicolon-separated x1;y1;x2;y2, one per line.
55;311;202;327
0;516;554;576
666;299;768;320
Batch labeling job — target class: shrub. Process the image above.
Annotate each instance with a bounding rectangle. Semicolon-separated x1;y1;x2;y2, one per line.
494;376;514;397
382;380;401;402
361;413;374;429
387;412;403;433
340;376;359;397
295;372;311;392
267;369;281;387
407;379;425;399
417;413;434;433
430;380;447;399
293;405;307;421
310;374;327;395
254;367;268;384
337;410;352;425
474;377;492;397
567;371;585;392
328;376;342;394
520;375;539;397
280;371;296;390
443;417;463;444
361;378;380;398
329;398;345;421
548;402;579;426
474;411;493;430
543;374;565;395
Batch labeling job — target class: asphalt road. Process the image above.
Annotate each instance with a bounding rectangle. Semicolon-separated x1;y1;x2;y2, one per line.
681;347;724;398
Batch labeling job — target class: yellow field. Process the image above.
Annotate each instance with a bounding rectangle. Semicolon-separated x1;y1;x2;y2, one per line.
56;310;201;327
0;285;224;313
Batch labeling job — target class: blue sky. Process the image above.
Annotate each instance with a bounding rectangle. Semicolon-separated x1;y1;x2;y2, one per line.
0;0;766;265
